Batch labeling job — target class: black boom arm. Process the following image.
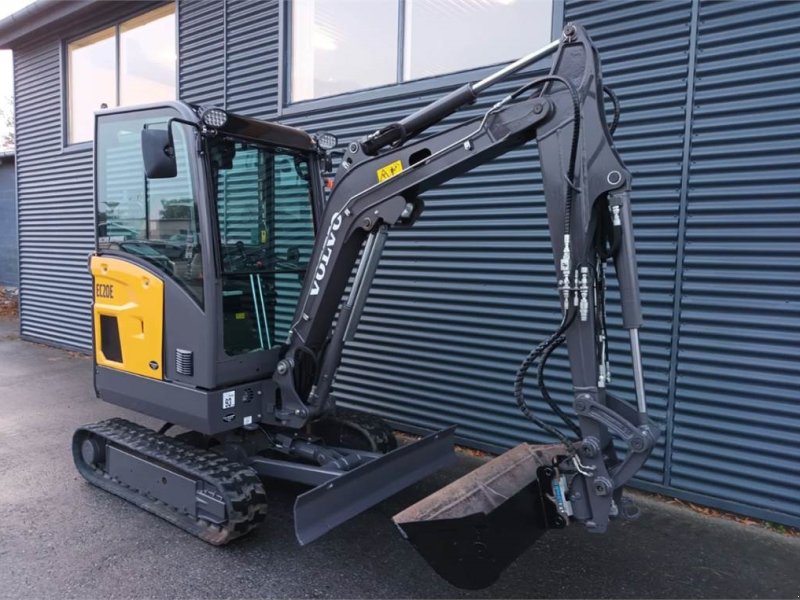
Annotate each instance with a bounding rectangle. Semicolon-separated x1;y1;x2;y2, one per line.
269;25;659;532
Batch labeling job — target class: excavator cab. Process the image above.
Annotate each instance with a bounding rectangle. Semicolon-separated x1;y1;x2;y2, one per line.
93;103;322;394
84;101;457;545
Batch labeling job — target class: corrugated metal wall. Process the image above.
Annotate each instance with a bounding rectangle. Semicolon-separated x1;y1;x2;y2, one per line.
178;0;279;118
14;37;95;349
9;0;796;526
13;2;163;350
669;0;800;523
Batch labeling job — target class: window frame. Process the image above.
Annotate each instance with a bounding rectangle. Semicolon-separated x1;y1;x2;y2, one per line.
279;0;564;114
61;2;177;150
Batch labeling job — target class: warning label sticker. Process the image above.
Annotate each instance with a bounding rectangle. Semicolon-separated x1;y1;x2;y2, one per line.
376;159;403;183
222;390;235;409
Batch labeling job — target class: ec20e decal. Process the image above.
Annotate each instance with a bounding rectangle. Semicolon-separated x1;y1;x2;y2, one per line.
95;283;114;299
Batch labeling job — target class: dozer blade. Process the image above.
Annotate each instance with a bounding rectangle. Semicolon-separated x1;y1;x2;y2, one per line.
392;443;567;590
294;425;457;545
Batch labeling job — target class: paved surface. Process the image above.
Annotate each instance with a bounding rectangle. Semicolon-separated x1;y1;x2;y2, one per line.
1;315;798;599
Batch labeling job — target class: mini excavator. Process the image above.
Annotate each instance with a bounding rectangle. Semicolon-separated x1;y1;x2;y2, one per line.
76;24;659;589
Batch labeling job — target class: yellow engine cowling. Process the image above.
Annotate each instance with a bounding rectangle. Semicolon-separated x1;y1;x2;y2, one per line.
90;255;164;379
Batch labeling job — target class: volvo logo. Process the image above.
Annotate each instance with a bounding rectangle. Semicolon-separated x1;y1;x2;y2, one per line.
309;212;343;296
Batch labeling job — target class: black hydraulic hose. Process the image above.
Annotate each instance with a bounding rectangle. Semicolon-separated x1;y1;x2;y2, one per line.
514;308;578;450
603;85;620;136
536;333;582;438
511;74;582;446
507;75;581;237
596;202;622;261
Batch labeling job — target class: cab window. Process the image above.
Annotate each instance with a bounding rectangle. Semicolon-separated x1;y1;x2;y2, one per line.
95;111;203;305
211;139;316;355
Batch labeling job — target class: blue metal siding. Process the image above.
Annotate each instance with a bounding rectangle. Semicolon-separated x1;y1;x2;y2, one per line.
670;0;800;522
179;0;225;106
14;1;171;350
14;38;95;349
179;0;279;117
0;158;17;286
225;0;280;118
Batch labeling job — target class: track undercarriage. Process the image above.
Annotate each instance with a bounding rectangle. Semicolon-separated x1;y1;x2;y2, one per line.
73;409;456;545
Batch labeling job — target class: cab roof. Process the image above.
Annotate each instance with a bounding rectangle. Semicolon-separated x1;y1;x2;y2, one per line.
215;110;315;152
96;101;316;153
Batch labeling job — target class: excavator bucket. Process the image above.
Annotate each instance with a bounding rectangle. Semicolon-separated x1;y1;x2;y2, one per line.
393;443;567;590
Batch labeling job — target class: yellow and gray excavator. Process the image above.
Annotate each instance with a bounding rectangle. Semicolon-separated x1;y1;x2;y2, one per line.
75;24;659;589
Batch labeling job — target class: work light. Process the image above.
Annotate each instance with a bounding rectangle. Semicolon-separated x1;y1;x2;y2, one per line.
315;131;338;151
200;106;228;128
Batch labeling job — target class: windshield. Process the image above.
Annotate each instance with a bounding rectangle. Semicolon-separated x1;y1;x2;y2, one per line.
211;138;316;355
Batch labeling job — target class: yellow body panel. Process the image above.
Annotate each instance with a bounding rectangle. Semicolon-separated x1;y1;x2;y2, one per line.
90;255;164;379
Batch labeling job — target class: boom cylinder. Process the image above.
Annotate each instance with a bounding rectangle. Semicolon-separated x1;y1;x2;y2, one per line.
309;226;388;409
360;38;561;155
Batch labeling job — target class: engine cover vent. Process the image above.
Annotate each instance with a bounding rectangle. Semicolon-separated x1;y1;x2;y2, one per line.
175;348;193;376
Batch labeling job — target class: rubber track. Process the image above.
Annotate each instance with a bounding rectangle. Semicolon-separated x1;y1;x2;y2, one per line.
313;407;398;453
73;418;267;545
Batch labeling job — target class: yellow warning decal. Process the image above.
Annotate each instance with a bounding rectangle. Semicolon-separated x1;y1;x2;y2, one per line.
376;160;403;183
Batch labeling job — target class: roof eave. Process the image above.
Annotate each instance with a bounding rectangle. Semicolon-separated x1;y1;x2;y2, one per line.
0;0;99;49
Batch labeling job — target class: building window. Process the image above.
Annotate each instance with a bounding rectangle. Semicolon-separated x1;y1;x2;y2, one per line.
67;4;176;145
289;0;553;103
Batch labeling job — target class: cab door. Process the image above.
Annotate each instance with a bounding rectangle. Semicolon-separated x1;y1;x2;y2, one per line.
209;139;318;386
93;105;213;388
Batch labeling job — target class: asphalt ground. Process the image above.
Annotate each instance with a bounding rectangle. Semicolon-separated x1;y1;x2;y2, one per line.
0;316;798;599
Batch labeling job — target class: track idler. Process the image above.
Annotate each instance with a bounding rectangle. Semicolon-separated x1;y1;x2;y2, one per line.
393;443;567;589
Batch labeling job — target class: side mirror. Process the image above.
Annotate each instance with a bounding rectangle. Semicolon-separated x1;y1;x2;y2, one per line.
141;127;177;178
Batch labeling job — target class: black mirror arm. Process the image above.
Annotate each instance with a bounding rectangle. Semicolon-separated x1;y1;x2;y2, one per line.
322;150;344;174
166;117;204;154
